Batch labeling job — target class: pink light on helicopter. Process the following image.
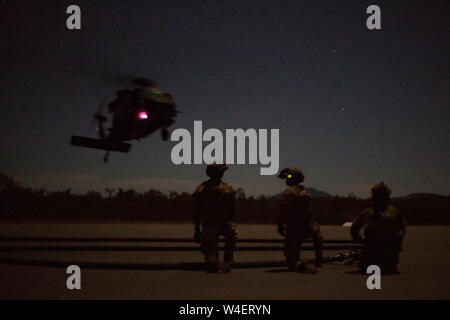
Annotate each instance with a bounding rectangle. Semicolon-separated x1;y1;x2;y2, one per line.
138;111;148;120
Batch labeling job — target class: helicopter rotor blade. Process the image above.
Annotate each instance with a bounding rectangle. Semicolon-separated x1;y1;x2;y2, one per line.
87;118;96;133
87;98;108;134
96;98;107;116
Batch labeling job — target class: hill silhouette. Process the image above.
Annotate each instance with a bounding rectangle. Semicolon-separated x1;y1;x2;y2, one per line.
272;187;331;199
304;187;332;198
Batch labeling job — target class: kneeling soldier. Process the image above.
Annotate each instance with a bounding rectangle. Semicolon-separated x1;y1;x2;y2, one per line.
277;167;323;272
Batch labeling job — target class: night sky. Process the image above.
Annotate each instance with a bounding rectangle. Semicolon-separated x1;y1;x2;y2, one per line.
1;0;449;198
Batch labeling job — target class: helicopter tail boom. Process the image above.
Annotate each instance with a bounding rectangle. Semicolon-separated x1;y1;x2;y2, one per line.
70;136;131;153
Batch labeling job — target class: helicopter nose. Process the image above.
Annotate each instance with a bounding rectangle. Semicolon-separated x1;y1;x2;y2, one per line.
138;111;148;120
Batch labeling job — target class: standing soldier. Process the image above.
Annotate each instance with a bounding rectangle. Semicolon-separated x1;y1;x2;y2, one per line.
351;182;406;274
277;167;323;272
192;163;237;273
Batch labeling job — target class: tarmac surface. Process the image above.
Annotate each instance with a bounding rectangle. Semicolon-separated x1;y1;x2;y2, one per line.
0;223;448;299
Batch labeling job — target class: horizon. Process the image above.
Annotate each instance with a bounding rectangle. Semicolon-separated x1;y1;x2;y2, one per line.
7;171;449;199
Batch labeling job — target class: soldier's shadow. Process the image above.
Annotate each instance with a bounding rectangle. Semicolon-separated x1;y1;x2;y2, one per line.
0;257;289;273
0;257;207;272
266;267;374;275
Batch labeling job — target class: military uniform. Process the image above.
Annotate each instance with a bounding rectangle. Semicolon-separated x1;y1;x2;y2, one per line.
351;182;406;274
278;167;323;271
192;164;236;272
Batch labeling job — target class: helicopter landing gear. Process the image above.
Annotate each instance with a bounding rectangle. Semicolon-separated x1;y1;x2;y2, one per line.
161;127;169;141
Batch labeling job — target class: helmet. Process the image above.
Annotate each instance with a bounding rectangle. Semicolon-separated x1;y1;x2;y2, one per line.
278;167;304;183
206;163;228;179
371;182;391;201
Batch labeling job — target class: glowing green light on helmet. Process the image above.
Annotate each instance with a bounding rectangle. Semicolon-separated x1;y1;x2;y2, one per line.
144;89;162;94
287;174;292;179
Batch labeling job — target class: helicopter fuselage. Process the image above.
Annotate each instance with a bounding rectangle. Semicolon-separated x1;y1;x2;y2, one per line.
70;85;177;158
107;103;175;142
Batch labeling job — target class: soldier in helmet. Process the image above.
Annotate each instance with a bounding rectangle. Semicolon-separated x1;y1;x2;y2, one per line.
277;167;323;272
192;163;237;273
351;182;406;274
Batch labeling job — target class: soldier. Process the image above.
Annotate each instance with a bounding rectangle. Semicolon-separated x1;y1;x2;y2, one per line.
277;167;323;272
351;182;406;274
192;163;237;273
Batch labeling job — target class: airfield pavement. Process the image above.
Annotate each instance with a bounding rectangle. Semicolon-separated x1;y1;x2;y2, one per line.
0;223;448;299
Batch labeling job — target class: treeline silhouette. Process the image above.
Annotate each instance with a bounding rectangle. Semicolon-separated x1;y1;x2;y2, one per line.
0;173;449;225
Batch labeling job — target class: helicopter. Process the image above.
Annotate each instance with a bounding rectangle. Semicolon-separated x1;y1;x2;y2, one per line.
70;77;178;162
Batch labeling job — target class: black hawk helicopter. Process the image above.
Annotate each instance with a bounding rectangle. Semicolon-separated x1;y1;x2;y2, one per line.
70;77;178;162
